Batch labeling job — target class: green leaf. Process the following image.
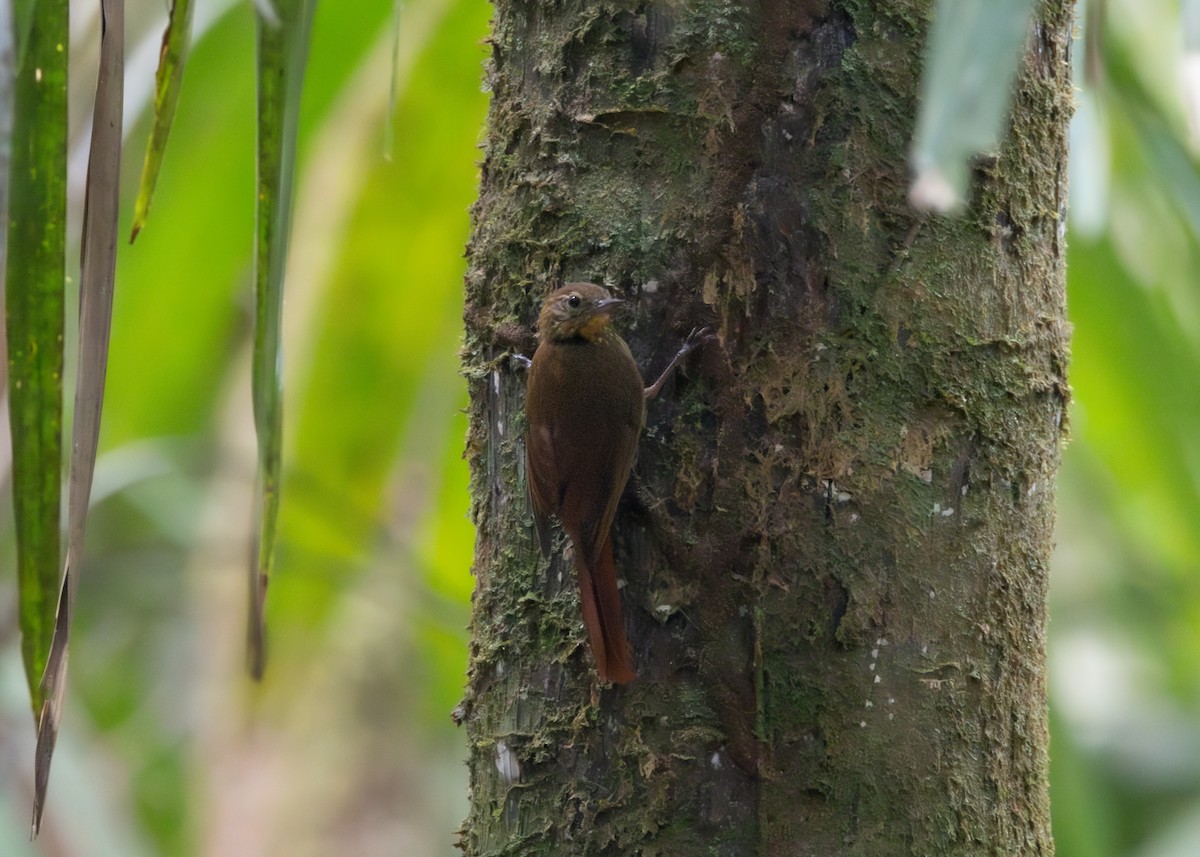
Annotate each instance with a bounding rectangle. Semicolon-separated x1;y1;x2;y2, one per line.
6;0;66;722
11;0;38;71
0;0;14;300
911;0;1036;211
249;0;316;679
129;0;195;243
270;0;485;649
32;0;124;836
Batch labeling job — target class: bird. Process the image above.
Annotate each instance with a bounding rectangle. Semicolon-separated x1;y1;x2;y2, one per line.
524;282;707;684
525;283;643;684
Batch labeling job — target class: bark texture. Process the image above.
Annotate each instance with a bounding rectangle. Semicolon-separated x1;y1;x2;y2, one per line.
460;1;1072;854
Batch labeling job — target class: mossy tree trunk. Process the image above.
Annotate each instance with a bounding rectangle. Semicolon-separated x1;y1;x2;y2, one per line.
459;0;1071;854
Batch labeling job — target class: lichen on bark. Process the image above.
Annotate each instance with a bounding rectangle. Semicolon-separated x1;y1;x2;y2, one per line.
460;1;1072;854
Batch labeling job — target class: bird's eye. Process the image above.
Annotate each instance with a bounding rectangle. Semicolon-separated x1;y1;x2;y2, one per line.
566;293;582;309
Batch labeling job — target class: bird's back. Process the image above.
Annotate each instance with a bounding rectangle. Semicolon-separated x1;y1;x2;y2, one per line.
526;331;643;561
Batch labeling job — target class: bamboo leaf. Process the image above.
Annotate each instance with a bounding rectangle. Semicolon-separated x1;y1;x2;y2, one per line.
6;0;66;725
249;0;316;679
129;0;195;242
32;0;123;835
910;0;1036;211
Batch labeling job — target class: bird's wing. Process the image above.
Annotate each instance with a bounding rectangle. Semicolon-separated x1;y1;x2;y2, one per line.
526;421;558;558
581;418;639;569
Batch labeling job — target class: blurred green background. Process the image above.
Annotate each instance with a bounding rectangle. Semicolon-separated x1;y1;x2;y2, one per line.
1;0;1198;854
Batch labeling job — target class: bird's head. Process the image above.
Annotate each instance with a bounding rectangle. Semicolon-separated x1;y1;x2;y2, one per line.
536;283;625;342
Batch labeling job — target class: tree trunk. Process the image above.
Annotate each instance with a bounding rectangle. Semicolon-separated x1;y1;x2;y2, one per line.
459;0;1071;854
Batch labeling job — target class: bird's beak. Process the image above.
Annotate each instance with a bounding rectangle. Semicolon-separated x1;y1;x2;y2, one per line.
593;297;625;314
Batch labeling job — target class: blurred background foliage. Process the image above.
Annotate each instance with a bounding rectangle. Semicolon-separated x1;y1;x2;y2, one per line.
1053;2;1200;855
1;0;486;853
0;0;1197;854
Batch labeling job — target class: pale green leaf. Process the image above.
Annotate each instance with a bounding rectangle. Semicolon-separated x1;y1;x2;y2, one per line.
129;0;195;242
249;0;316;678
911;0;1036;211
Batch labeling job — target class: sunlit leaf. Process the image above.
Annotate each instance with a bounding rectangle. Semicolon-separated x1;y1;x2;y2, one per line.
6;0;66;723
249;0;316;678
129;0;195;242
32;0;124;836
272;0;482;648
910;0;1036;211
1069;235;1200;568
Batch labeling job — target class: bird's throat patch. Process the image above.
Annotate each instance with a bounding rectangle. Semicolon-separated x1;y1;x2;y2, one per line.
576;313;613;341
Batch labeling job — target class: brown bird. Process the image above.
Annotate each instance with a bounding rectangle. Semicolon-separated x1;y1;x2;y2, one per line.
525;283;705;684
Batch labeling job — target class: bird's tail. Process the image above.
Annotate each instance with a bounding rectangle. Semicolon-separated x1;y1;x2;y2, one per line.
574;534;636;684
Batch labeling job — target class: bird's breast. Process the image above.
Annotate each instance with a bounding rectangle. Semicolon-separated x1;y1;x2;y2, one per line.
527;336;644;435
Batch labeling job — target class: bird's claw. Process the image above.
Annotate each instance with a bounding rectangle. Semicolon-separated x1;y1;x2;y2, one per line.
682;326;715;355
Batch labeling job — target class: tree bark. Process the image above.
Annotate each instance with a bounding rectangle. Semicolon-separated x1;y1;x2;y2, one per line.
459;1;1072;854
